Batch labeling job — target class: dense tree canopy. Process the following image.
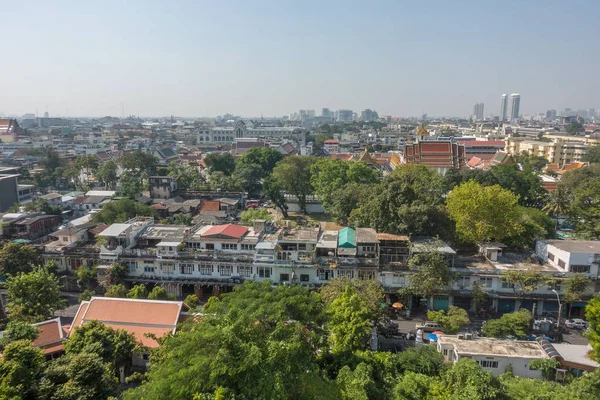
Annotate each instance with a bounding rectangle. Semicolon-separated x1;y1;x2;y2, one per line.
350;165;450;237
236;146;284;176
92;198;155;224
0;242;41;276
271;156;316;213
446;181;524;244
204;152;236;175
482;309;532;338
6;265;67;323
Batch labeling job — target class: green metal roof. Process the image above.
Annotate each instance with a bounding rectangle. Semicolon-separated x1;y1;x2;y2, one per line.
338;227;356;248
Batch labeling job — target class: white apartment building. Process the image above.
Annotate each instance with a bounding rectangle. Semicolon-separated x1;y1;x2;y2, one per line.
197;120;305;144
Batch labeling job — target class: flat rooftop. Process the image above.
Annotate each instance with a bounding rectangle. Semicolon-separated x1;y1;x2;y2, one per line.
278;227;320;242
454;253;559;273
141;224;189;241
545;240;600;254
439;336;547;359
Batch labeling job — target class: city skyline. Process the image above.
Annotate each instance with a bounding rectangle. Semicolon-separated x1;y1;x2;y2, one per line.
1;1;599;117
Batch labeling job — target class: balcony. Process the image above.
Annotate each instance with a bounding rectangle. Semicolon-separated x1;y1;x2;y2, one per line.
100;245;123;260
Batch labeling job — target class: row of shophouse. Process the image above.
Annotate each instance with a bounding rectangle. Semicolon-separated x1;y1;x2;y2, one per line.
41;218;599;317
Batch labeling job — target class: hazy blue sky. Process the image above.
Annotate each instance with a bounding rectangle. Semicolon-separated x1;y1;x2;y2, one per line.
1;1;599;118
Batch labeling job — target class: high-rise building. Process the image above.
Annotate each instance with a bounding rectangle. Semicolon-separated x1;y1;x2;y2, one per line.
546;110;557;121
321;108;332;118
336;109;353;122
510;94;520;121
500;94;508;122
473;103;484;121
361;109;379;121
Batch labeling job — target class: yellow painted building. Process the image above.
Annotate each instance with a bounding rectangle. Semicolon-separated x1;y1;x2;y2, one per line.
505;137;591;165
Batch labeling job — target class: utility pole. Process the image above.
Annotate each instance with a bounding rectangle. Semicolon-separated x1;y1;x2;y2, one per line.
552;289;562;336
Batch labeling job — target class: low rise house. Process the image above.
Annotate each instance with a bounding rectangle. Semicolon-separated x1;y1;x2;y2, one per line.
69;297;189;367
437;335;547;378
31;318;67;360
545;342;599;377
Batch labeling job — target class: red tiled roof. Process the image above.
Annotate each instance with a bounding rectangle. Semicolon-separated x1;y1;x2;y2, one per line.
329;153;353;161
467;156;482;168
152;203;167;210
200;200;220;211
202;224;248;239
69;297;186;348
324;139;339;144
33;318;65;355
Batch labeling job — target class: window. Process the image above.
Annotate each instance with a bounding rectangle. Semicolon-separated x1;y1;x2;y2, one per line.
241;244;254;251
257;267;271;278
337;270;354;279
362;246;375;253
62;237;69;242
180;263;194;275
571;265;590;273
548;252;555;261
358;270;375;280
480;277;493;288
239;266;252;277
218;265;232;276
205;243;214;250
161;263;175;274
298;243;306;251
300;274;309;282
168;246;173;251
318;269;330;280
200;264;213;275
457;276;470;288
222;243;237;250
443;349;448;356
392;274;405;285
558;259;566;268
280;273;290;282
479;360;499;369
126;262;137;273
501;280;514;289
144;266;155;273
142;353;149;361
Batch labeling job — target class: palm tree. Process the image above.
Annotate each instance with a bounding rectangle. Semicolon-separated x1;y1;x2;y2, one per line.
543;185;571;231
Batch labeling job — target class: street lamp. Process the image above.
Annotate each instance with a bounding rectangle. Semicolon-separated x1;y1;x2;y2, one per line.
552;289;562;333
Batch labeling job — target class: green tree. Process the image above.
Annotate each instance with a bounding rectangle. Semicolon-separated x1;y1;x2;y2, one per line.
393;372;435;400
490;163;547;208
0;340;45;399
336;362;375;400
327;287;373;354
148;286;174;300
208;170;242;191
123;282;327;399
127;284;148;299
39;352;119;400
70;154;100;190
104;283;127;298
262;175;289;217
566;120;585;135
184;294;200;308
505;206;555;248
96;159;119;189
583;145;600;163
563;274;592;317
78;289;95;303
320;278;384;322
401;250;455;299
167;161;204;191
569;180;600;239
232;163;263;194
543;184;571;231
446;180;524;244
120;149;158;177
482;309;532;338
117;171;145;198
432;358;507;400
173;213;193;226
585;292;600;361
204;153;236;175
427;306;470;334
329;183;375;225
529;358;561;381
22;198;62;215
75;265;98;291
350;165;448;237
236;147;283;176
65;320;137;375
92;198;155;224
396;345;446;376
6;265;67;323
502;270;546;302
0;242;41;276
0;321;39;350
272;156;316;214
240;208;273;223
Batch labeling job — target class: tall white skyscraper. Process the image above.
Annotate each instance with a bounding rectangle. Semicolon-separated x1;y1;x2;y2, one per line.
510;93;520;121
473;103;484;120
500;94;508;122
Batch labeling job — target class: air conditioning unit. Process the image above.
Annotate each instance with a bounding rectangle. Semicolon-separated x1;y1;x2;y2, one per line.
457;334;465;340
465;333;473;340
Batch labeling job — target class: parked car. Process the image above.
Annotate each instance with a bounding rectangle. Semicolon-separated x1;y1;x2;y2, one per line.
415;321;444;333
565;319;588;330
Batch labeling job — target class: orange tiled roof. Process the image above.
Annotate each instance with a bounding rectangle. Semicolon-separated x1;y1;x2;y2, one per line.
32;318;65;355
200;200;220;211
69;298;186;348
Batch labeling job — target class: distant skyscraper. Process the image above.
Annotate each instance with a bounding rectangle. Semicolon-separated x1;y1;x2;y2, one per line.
500;94;508;122
510;94;520;121
321;108;332;118
473;103;484;121
337;109;353;122
546;109;557;121
361;109;379;121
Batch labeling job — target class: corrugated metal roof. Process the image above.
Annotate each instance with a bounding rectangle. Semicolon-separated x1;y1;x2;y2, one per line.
338;227;356;248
